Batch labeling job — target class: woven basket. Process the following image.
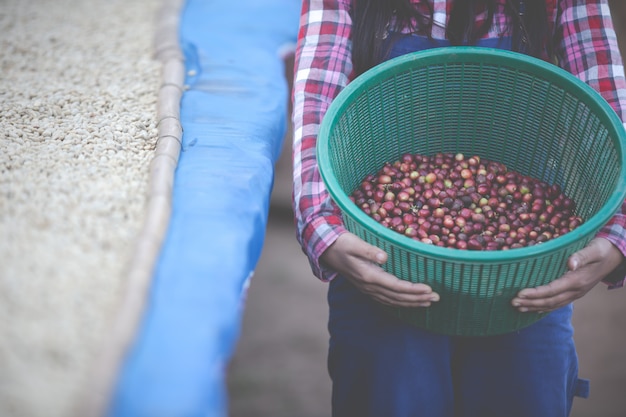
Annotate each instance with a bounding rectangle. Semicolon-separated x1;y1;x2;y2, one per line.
317;47;626;336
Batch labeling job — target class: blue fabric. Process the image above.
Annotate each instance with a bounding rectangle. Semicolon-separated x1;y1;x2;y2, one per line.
328;277;584;417
327;35;588;417
107;1;300;416
385;34;512;60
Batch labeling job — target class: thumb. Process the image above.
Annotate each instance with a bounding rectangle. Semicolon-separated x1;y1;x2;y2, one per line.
364;241;388;265
345;233;387;264
567;240;601;271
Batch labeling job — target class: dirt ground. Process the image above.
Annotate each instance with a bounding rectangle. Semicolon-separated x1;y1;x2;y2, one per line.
228;5;626;416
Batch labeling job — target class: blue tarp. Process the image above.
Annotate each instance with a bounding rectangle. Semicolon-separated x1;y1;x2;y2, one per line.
108;1;300;416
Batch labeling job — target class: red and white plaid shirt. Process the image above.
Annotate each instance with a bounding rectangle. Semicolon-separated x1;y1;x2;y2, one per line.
292;0;626;285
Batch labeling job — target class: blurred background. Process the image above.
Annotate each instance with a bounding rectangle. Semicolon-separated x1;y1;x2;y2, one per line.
228;3;626;417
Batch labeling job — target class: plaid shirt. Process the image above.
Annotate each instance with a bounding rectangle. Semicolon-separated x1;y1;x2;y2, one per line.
292;0;626;285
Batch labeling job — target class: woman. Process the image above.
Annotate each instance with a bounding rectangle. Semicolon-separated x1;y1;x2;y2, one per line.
291;1;626;416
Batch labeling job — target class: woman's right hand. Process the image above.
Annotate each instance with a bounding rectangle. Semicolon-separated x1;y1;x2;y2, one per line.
320;232;440;307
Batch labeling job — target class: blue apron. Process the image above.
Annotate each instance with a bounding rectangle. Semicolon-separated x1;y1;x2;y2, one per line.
327;34;589;417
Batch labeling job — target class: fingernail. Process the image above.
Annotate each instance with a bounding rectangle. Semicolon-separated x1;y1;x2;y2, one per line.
376;253;385;262
430;295;439;302
519;307;528;313
512;300;520;307
571;259;579;271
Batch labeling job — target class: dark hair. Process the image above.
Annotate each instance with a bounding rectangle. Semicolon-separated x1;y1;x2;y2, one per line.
351;0;549;75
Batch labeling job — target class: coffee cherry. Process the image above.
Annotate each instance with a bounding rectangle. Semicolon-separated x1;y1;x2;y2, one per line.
351;152;584;250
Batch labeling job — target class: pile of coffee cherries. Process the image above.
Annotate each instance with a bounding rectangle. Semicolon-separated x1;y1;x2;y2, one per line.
349;152;584;250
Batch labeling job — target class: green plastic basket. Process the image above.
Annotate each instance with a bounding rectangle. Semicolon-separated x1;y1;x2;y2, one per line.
317;47;626;336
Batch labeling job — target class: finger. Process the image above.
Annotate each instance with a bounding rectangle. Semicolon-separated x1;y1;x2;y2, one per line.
343;233;388;264
512;270;592;312
569;238;625;276
511;275;577;312
349;268;440;307
332;233;439;307
382;274;436;295
366;285;436;307
357;269;438;299
567;238;607;271
346;245;435;295
374;297;435;308
515;248;601;301
515;276;570;300
368;286;439;307
511;291;576;312
374;284;440;304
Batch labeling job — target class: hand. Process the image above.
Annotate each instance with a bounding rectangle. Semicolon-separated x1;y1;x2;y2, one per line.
320;232;440;307
511;238;624;313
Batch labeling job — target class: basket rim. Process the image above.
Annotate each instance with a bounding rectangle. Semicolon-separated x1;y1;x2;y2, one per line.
318;47;626;263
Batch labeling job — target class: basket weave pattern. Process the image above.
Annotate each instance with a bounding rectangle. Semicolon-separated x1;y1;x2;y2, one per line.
319;48;626;336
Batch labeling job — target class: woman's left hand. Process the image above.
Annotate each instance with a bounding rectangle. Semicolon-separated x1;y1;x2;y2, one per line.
511;238;624;313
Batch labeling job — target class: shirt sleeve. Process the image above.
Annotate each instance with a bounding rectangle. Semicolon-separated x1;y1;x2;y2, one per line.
555;0;626;288
291;0;354;281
